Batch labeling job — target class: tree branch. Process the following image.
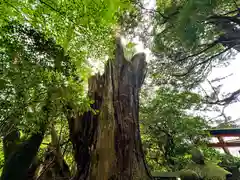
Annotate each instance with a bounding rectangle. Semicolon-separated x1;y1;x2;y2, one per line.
176;41;218;62
173;46;232;77
208;89;240;105
39;0;63;15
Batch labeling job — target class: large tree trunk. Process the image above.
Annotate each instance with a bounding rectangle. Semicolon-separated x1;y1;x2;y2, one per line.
67;38;151;180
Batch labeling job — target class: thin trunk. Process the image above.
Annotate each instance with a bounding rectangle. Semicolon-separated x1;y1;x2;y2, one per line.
38;125;71;180
67;38;151;180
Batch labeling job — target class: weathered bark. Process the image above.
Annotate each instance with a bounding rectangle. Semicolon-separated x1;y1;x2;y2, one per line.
67;38;151;180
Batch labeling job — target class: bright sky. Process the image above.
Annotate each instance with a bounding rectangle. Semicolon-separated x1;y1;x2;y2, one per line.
201;54;240;156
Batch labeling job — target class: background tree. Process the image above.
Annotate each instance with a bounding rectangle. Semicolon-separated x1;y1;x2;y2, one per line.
140;87;221;172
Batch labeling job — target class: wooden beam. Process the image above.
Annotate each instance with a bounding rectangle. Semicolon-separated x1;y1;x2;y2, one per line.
208;142;240;147
211;134;240;137
225;138;240;143
217;136;230;154
209;129;240;137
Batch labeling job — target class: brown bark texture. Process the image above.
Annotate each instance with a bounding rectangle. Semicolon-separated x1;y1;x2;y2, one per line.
67;38;151;180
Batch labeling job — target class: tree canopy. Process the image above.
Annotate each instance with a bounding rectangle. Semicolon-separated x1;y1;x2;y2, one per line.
0;0;240;179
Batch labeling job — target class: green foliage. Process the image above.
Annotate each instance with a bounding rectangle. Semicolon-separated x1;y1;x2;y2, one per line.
0;22;89;134
0;1;136;134
0;0;238;178
140;87;217;171
0;0;138;178
141;0;240;174
0;0;132;63
184;161;231;180
179;169;200;180
155;0;234;48
175;0;217;47
218;154;240;169
149;0;237;87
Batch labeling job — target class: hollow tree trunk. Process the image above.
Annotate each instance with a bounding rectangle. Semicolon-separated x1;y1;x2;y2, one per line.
67;38;151;180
